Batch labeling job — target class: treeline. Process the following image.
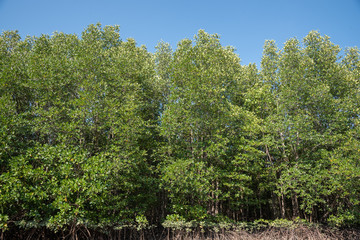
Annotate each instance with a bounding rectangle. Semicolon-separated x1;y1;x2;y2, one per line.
0;24;360;237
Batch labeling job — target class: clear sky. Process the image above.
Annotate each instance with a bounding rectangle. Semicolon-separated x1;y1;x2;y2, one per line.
0;0;359;66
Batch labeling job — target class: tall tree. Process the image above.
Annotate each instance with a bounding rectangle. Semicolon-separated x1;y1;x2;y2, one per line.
160;30;263;221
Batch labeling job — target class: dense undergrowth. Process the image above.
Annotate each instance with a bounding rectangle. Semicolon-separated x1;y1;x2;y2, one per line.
2;219;360;239
0;24;360;239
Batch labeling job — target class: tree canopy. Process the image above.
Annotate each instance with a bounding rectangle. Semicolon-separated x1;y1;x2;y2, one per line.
0;24;359;238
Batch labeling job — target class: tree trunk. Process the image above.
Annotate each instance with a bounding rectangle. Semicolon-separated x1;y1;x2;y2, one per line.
281;193;286;218
291;192;300;219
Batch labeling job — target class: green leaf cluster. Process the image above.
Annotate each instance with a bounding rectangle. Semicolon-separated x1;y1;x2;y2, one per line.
1;25;360;236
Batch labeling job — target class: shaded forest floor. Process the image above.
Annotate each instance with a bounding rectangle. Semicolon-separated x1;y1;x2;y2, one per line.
163;227;360;240
2;225;360;240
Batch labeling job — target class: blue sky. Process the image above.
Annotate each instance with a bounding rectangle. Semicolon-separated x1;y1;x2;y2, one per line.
0;0;359;66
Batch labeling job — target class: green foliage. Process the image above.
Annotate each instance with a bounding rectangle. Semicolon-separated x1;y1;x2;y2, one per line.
0;25;360;237
0;24;158;233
